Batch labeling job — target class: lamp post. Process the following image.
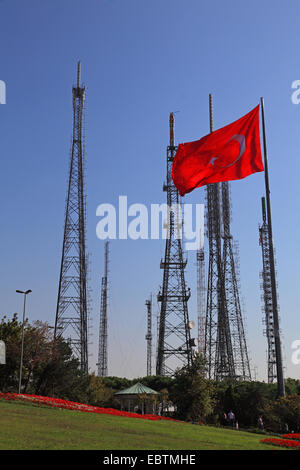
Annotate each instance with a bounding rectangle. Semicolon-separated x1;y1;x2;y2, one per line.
16;289;32;394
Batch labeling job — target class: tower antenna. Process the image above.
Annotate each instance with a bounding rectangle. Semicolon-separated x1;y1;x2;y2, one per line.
259;197;277;383
145;295;153;376
54;63;88;373
205;94;251;381
98;241;109;377
156;112;194;376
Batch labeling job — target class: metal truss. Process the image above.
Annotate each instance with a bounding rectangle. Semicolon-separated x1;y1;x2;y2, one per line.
97;241;109;377
156;113;193;376
145;296;153;376
259;197;277;383
205;95;251;381
54;62;88;373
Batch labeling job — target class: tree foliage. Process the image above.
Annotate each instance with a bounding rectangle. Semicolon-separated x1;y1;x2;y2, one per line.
0;314;87;401
212;380;277;428
261;395;300;433
101;376;132;392
170;356;215;422
82;374;117;407
0;314;55;392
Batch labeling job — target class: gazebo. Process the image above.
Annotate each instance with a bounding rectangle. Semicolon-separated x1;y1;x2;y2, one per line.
114;382;159;415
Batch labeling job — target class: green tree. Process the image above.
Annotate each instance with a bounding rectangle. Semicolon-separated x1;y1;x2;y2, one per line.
0;314;89;402
101;376;132;391
213;380;275;428
22;321;55;393
285;378;300;396
0;313;23;391
261;395;300;433
170;356;215;422
133;375;174;394
159;387;172;415
32;338;87;401
82;373;116;407
0;314;55;393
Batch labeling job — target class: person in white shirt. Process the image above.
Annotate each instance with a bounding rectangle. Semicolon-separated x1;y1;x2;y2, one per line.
228;410;235;427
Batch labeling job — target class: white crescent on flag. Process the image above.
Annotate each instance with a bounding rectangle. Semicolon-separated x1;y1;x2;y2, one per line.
209;134;246;168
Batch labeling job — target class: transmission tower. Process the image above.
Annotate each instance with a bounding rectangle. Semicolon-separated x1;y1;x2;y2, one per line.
54;62;88;373
205;94;251;381
197;248;206;356
205;95;234;380
145;296;152;376
156;112;193;376
260;98;285;396
221;181;251;380
259;197;277;383
97;241;109;377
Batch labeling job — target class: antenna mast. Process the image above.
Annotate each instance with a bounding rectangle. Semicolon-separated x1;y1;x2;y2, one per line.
259;197;277;383
156;112;193;376
205;94;235;380
145;296;152;376
98;241;109;377
54;61;88;373
197;248;206;356
221;181;251;380
205;94;251;381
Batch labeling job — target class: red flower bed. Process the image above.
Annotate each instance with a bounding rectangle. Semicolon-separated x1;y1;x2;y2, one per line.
281;434;300;441
0;393;181;423
261;437;300;449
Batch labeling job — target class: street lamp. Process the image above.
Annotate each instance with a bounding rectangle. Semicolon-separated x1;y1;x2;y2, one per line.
16;289;32;394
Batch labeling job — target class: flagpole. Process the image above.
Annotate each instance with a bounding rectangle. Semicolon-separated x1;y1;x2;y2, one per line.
260;97;285;397
209;93;213;133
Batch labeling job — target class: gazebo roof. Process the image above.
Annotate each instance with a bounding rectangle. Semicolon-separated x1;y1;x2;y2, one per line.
114;382;159;396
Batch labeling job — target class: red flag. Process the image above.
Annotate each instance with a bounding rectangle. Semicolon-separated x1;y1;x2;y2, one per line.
172;105;264;196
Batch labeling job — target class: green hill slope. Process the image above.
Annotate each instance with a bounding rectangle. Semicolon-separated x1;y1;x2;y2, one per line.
0;400;278;450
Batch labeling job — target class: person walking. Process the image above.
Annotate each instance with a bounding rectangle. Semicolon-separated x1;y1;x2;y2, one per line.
227;410;235;428
257;416;264;431
221;412;228;426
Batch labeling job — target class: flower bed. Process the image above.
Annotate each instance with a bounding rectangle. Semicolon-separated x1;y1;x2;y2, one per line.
0;392;181;423
281;433;300;441
260;437;300;449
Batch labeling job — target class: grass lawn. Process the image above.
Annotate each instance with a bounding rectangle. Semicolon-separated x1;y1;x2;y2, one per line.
0;399;280;450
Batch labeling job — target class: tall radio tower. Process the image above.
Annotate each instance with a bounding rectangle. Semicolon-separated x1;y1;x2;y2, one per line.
205;95;251;381
221;181;251;380
156;113;194;376
259;197;277;383
197;248;206;356
54;62;88;373
145;296;153;376
98;241;109;377
205;95;234;380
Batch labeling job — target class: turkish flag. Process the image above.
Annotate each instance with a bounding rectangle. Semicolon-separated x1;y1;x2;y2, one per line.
172;105;264;196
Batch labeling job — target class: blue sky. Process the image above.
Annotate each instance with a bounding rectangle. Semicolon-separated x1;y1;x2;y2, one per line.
0;0;299;381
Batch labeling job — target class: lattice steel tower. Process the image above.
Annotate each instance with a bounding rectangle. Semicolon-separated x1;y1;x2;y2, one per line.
98;241;109;377
145;296;152;376
259;197;277;383
54;62;88;373
205;94;251;381
221;181;251;380
197;248;206;356
156;113;193;376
